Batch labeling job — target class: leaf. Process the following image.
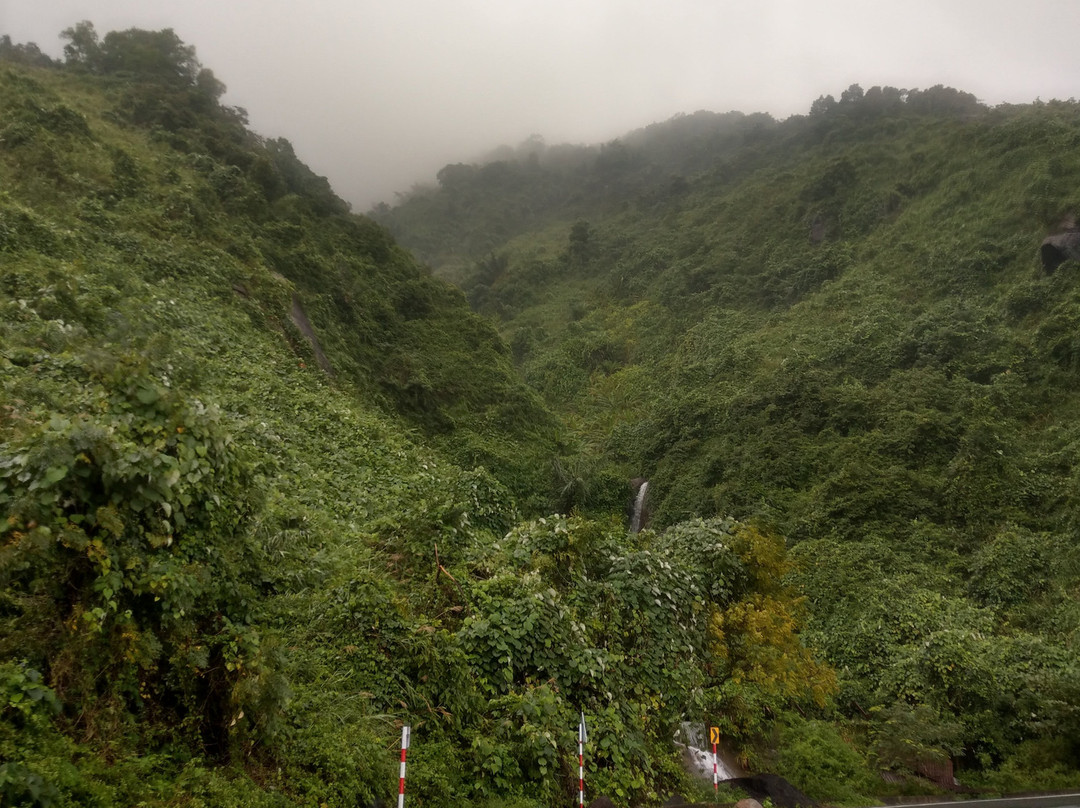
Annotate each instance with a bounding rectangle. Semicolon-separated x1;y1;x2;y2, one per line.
44;465;69;485
136;384;160;404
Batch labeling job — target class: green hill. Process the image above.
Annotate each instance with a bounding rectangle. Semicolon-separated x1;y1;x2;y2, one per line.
377;85;1080;792
0;25;856;808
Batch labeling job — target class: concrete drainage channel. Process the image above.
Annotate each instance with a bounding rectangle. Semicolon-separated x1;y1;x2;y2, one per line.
587;797;766;808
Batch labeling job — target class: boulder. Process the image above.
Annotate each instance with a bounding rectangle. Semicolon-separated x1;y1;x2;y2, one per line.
1041;230;1080;273
724;774;817;808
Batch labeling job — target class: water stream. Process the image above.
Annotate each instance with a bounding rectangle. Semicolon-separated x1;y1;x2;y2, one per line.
630;480;649;533
676;722;741;781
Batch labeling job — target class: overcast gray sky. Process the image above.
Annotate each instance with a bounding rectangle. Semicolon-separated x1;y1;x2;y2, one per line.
3;1;1079;210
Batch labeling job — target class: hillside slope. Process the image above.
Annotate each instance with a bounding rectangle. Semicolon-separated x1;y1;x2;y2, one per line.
378;85;1080;791
0;28;842;808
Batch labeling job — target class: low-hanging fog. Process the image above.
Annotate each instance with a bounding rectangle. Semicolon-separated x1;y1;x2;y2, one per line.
4;0;1079;211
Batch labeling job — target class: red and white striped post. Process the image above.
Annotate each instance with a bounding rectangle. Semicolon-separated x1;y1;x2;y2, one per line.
712;741;718;796
398;724;411;808
578;711;587;808
710;726;720;799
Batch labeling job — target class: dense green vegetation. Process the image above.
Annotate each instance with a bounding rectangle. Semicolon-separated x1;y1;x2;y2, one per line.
377;85;1080;794
0;25;850;808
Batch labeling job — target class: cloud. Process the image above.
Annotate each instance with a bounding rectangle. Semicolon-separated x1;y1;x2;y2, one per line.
4;0;1080;209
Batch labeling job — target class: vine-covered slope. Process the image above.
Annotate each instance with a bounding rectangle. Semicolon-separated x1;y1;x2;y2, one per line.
378;85;1080;793
0;28;843;808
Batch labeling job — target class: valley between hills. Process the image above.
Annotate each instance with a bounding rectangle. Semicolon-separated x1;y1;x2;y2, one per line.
2;25;1079;808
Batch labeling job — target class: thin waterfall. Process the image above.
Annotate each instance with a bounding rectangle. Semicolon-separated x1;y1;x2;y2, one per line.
630;480;649;533
676;722;741;781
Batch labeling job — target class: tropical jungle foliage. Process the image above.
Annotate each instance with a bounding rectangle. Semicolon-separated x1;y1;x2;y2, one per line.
0;23;853;808
377;83;1080;796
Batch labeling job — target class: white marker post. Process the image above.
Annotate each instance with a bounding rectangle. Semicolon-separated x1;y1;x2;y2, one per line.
578;711;588;808
398;725;411;808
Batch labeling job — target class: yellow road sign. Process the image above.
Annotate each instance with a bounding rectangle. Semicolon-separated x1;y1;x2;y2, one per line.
710;726;720;745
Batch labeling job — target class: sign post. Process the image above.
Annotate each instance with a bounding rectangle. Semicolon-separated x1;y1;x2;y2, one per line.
398;724;411;808
578;711;588;808
710;726;720;800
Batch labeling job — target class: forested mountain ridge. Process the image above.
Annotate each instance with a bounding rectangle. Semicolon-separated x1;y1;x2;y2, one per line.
372;84;986;280
377;84;1080;792
0;26;852;808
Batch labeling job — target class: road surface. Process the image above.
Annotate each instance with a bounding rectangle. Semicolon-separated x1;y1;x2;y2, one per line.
896;794;1080;808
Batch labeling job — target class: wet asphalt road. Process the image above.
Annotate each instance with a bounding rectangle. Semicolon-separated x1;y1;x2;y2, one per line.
894;794;1080;808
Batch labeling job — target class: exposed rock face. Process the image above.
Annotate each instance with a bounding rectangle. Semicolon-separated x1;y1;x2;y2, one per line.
915;756;959;789
1041;230;1080;273
723;774;817;808
289;293;334;374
